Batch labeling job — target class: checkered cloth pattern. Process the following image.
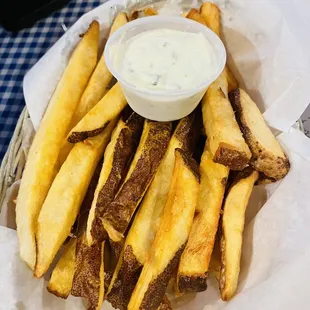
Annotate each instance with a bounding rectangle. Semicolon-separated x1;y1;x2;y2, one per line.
0;0;106;161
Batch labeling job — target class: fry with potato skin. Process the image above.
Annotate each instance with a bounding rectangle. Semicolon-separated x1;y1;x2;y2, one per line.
67;83;127;143
47;238;77;299
106;113;199;309
199;2;251;170
202;87;251;170
58;13;128;164
128;149;200;310
34;119;117;278
72;234;105;310
230;88;290;180
102;120;172;243
16;21;99;270
177;148;229;293
86;111;144;246
220;168;259;301
46;157;103;299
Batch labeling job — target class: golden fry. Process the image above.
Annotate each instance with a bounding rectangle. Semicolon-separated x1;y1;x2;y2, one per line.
35;119;117;278
186;8;207;26
177;149;229;293
16;21;99;269
220;169;259;301
110;12;128;36
200;2;220;36
128;149;200;310
67;83;127;143
47;238;77;299
199;3;251;170
58;14;128;164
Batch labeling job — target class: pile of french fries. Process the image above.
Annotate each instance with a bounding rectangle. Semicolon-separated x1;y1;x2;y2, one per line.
15;3;290;310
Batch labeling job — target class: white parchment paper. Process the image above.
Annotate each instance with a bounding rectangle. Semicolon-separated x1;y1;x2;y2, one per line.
2;0;310;309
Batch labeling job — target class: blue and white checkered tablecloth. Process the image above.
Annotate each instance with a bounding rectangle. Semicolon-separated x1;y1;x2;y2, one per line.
0;0;107;161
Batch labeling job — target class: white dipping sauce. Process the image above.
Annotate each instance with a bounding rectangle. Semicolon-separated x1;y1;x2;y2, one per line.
110;29;218;92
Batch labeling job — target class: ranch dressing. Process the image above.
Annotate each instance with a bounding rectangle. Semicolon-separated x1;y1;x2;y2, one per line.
110;29;218;92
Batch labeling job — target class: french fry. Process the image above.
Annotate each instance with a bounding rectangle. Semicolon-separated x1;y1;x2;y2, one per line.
67;83;127;143
16;21;99;270
128;149;200;310
144;7;158;16
177;148;229;293
202;86;251;170
188;4;238;94
34;119;117;278
46;157;104;299
186;8;207;26
110;12;128;36
230;88;290;180
86;111;144;246
220;168;259;301
102;120;172;243
200;3;239;93
198;2;251;170
200;2;220;37
58;13;128;164
72;233;105;310
47;238;77;299
106;113;199;309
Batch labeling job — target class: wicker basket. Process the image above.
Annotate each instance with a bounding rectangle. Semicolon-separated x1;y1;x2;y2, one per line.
0;107;29;209
0;107;305;210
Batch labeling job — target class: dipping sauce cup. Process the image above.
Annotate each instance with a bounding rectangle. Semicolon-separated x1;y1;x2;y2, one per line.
105;16;226;121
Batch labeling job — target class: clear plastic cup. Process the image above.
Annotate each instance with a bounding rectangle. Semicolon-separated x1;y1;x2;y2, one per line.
104;16;226;121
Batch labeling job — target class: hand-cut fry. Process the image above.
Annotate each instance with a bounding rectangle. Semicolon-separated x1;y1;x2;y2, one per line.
199;2;251;170
225;66;239;93
49;159;103;297
190;4;239;94
58;14;128;164
144;7;158;16
67;83;127;143
200;2;220;37
72;233;105;310
106;113;199;309
109;12;128;36
202;86;251;170
47;238;77;299
177;148;229;293
230;88;290;180
128;149;200;310
86;112;144;246
34;119;117;278
16;21;99;270
102;120;172;243
186;8;207;26
220;168;259;301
